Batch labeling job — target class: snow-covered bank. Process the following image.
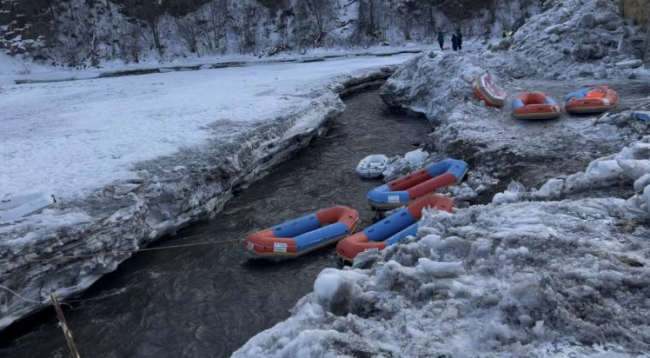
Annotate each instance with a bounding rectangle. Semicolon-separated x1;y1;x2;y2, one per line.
232;140;650;358
0;55;414;330
378;0;650;195
0;46;429;86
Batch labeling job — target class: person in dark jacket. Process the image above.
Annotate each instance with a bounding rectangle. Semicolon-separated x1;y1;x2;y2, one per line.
437;31;444;50
451;33;458;51
456;30;463;50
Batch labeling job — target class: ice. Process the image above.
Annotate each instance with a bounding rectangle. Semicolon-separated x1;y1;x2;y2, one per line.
532;178;564;200
492;181;526;205
634;174;650;192
416;258;464;279
1;55;412;202
232;196;650;358
404;149;429;166
617;159;650;180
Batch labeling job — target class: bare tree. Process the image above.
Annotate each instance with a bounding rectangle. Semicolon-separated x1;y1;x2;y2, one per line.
177;16;200;55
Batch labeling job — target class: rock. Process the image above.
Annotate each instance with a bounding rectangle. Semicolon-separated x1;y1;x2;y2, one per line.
549;34;560;43
594;68;607;79
629;72;637;79
571;44;596;61
596;12;618;26
579;13;595;28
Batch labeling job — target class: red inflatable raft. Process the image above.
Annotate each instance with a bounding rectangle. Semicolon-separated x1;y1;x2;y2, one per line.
473;73;507;108
565;86;618;114
336;194;454;261
245;206;359;258
511;92;562;120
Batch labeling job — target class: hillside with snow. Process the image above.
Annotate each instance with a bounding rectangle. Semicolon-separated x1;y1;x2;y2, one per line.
1;0;538;67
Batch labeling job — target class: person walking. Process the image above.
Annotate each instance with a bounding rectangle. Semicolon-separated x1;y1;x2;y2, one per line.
451;33;458;51
437;30;445;50
456;29;463;50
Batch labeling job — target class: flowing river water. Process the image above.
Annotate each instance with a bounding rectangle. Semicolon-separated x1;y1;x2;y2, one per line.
1;89;430;358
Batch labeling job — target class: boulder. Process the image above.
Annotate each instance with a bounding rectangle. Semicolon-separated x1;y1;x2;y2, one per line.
571;44;596;61
596;12;618;26
579;13;595;28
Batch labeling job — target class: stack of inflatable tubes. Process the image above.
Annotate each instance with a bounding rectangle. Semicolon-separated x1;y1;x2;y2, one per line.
366;158;467;209
473;73;507;108
245;206;359;258
565;86;618;114
336;194;454;261
511;92;562;120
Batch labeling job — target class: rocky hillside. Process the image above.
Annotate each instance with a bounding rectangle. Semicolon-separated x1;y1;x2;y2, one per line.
0;0;539;67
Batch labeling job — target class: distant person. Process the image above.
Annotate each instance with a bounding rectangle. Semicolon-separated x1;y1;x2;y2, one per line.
456;30;463;50
437;31;445;50
451;33;458;51
502;30;507;38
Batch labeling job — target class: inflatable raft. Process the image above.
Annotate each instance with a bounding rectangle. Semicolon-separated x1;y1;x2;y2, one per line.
366;158;467;209
356;154;389;179
336;194;454;261
565;86;618;114
473;73;507;108
0;193;56;223
245;206;359;258
511;92;562;120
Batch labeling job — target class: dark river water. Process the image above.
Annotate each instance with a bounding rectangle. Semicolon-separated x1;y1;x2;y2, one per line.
1;89;429;358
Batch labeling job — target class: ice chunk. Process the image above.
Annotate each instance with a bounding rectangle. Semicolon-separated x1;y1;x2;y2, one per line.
634;174;650;192
533;178;564;200
417;258;464;278
404;149;429;166
617;159;650;181
493;180;526;205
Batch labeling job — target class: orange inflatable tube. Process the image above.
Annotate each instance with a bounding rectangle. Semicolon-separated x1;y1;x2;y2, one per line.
246;206;359;258
337;194;454;261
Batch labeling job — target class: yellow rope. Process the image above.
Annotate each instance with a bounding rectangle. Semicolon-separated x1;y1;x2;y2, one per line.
27;238;242;263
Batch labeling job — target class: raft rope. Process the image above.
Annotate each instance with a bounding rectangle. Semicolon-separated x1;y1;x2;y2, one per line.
1;238;242;306
27;238;242;263
0;285;43;304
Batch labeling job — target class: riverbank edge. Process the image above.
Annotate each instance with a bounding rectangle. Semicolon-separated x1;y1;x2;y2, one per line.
0;65;399;332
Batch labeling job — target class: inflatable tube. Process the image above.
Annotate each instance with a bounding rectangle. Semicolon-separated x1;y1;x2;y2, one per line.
511;92;562;120
0;193;56;223
245;206;359;258
565;86;618;114
356;154;389;179
473;73;507;108
366;158;467;209
336;194;454;261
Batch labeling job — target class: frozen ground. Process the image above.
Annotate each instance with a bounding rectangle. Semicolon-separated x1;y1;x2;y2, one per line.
0;53;416;330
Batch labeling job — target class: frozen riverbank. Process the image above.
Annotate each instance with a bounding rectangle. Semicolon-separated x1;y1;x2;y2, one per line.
0;54;415;330
230;1;650;357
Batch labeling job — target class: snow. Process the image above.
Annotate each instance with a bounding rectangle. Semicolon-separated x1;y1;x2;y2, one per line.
233;194;650;358
404;148;429;166
0;54;415;202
